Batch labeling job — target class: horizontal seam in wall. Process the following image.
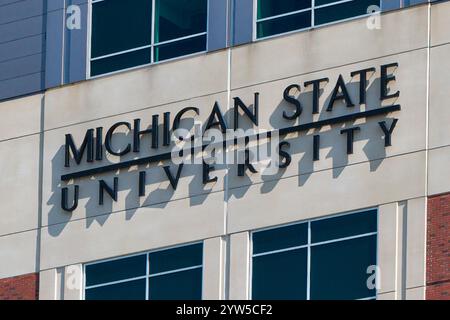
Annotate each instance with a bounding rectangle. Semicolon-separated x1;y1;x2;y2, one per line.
0;32;44;46
230;46;429;91
40;89;229;133
0;70;44;83
0;0;90;27
0;0;26;9
428;191;450;199
430;41;450;49
0;51;43;65
35;150;432;231
36;195;432;272
427;279;450;286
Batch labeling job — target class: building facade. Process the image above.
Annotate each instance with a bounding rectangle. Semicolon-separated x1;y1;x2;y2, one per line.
0;0;448;300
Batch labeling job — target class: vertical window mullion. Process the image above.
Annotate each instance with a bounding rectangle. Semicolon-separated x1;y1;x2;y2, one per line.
312;0;315;27
307;221;311;300
151;0;156;64
146;253;150;300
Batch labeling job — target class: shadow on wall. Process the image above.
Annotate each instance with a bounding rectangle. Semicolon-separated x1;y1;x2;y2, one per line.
46;73;399;237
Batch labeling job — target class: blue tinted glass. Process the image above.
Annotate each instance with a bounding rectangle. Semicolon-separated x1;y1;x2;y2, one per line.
252;248;307;300
310;235;377;300
91;0;152;57
311;210;377;243
257;0;312;19
85;279;146;300
257;11;311;38
253;223;308;255
149;243;203;275
90;49;151;76
149;268;202;300
85;254;146;287
315;0;380;25
154;34;206;62
155;0;207;43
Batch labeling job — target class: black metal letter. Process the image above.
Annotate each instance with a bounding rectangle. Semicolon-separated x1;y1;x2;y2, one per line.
233;93;259;129
163;164;184;190
105;122;132;156
99;178;118;205
61;185;79;212
304;78;329;114
340;127;361;155
133;116;159;152
313;135;320;161
379;119;398;147
139;171;146;197
278;141;291;169
351;67;376;105
327;75;354;111
380;63;400;100
65;129;94;167
203;162;218;184
282;85;302;120
173;107;199;131
238;150;258;176
205;102;228;133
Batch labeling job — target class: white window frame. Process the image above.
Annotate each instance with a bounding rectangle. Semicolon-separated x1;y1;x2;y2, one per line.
249;207;379;300
82;241;204;300
253;0;381;41
87;0;209;79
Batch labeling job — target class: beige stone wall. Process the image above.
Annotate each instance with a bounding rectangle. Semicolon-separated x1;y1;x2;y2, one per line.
0;2;447;300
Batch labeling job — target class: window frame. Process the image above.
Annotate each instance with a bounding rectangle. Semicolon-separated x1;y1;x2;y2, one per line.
249;208;379;300
82;241;204;300
252;0;380;41
87;0;210;79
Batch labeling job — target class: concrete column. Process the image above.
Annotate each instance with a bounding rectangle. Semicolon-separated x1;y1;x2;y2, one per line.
228;231;250;300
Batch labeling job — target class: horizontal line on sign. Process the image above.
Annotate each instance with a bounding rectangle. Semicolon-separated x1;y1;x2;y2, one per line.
61;105;401;181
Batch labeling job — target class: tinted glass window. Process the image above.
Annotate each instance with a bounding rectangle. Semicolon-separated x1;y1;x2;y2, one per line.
90;49;151;77
257;11;311;38
155;0;207;43
85;254;146;287
149;243;203;274
85;243;203;300
251;210;378;300
154;34;207;62
149;268;203;300
311;210;377;243
256;0;381;39
253;223;307;255
85;279;146;300
315;0;379;25
252;249;307;300
310;235;377;300
91;0;152;58
90;0;207;76
257;0;311;19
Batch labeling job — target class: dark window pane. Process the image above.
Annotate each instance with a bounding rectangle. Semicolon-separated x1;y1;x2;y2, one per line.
91;0;152;57
310;235;377;300
85;254;146;287
154;35;206;62
90;48;151;76
253;223;308;255
85;279;146;300
149;243;203;275
311;210;377;243
257;11;311;38
315;0;380;25
155;0;207;43
257;0;311;19
252;249;307;300
315;0;342;5
149;268;202;300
